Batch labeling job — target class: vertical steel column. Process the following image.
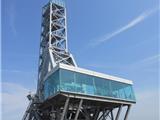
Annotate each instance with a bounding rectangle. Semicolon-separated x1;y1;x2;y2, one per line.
64;5;68;52
60;97;70;120
49;1;52;47
110;110;114;120
74;99;83;120
124;105;131;120
103;109;106;120
115;105;123;120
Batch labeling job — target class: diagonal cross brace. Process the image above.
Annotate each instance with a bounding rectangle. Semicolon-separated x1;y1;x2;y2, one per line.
74;99;83;120
60;97;70;120
115;104;123;120
124;105;131;120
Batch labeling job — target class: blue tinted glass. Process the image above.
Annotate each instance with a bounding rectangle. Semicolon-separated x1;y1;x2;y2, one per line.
60;69;75;92
44;68;136;102
59;69;136;102
44;70;60;99
79;73;94;95
75;72;83;93
94;77;111;97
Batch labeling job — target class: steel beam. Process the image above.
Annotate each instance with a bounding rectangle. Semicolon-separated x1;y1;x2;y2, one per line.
98;110;109;120
115;105;123;120
80;109;90;120
110;110;114;120
93;108;100;120
124;105;131;120
103;110;106;120
74;99;83;120
60;97;70;120
22;102;32;120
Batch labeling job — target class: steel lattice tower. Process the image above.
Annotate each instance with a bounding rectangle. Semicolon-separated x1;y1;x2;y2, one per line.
22;0;136;120
37;0;77;101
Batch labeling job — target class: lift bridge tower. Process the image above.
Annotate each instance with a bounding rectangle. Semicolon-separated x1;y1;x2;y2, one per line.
22;0;136;120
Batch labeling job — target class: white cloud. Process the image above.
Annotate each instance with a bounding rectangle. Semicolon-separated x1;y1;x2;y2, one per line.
126;54;160;72
90;7;158;47
87;54;160;72
138;54;160;64
129;89;159;120
1;82;33;120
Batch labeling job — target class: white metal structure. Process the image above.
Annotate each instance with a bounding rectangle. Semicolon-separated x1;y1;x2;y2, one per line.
45;63;133;85
37;1;77;100
22;0;136;120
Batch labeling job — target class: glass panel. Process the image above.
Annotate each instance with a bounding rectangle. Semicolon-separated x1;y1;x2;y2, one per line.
75;72;83;93
44;68;136;102
44;70;60;99
60;69;75;92
80;73;94;95
59;68;136;102
111;81;123;98
123;84;135;100
94;77;111;97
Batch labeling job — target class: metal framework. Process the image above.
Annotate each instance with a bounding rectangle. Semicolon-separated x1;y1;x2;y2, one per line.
37;1;77;101
22;1;135;120
22;93;132;120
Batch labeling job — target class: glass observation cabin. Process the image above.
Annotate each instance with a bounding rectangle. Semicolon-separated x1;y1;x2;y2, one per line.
43;64;136;103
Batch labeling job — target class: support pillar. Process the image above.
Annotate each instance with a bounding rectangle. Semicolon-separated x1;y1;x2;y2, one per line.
98;110;109;120
110;110;114;120
93;108;100;120
60;97;70;120
115;105;123;120
103;109;105;120
74;99;83;120
124;105;131;120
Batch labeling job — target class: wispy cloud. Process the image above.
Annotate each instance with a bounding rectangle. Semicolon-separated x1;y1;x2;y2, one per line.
90;7;159;47
129;54;160;70
1;82;34;120
129;89;159;120
1;69;37;74
139;54;160;64
9;3;17;36
86;54;160;73
1;69;24;73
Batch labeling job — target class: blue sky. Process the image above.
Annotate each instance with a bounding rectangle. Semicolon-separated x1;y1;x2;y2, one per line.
1;0;159;120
